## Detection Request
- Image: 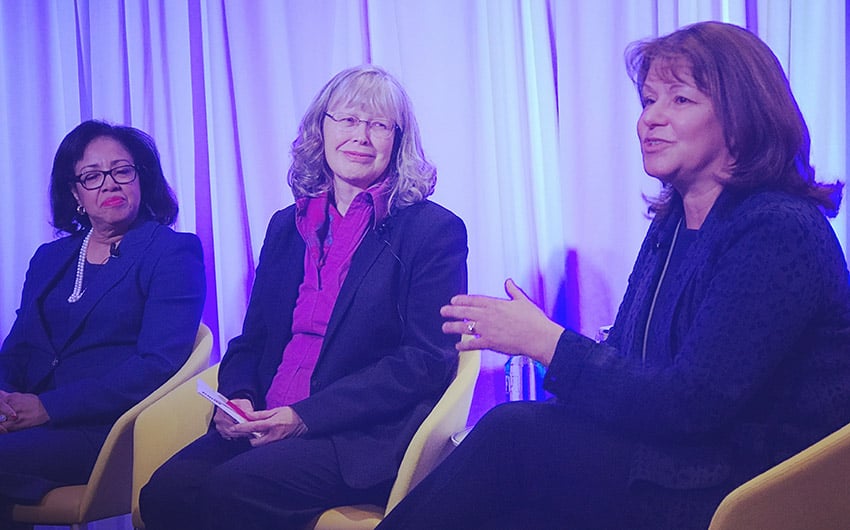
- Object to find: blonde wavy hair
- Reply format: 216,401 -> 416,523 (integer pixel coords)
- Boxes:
288,65 -> 437,213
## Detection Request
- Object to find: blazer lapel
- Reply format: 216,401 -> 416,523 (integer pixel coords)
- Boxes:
24,236 -> 81,354
322,227 -> 387,347
57,222 -> 158,351
666,190 -> 736,294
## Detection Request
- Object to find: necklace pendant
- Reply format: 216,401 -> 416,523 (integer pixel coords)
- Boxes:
67,290 -> 84,303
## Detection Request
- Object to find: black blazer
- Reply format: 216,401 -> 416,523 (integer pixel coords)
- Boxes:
547,190 -> 850,495
0,221 -> 206,427
218,200 -> 468,488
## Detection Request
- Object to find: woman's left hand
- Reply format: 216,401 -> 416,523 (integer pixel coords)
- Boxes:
231,406 -> 308,447
441,278 -> 565,365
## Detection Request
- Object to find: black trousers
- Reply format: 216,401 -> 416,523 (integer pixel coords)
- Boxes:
140,431 -> 392,530
0,423 -> 106,505
376,400 -> 729,530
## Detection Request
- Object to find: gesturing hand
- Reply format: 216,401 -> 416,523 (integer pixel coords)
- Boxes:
440,278 -> 564,365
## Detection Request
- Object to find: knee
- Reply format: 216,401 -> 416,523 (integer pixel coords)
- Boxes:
463,400 -> 563,453
139,461 -> 199,527
194,466 -> 262,527
475,400 -> 540,433
139,466 -> 174,515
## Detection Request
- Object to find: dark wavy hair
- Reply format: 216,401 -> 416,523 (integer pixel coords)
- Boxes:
288,65 -> 437,213
50,120 -> 179,234
626,21 -> 843,217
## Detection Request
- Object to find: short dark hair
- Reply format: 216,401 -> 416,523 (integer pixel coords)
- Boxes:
626,21 -> 843,216
50,120 -> 179,234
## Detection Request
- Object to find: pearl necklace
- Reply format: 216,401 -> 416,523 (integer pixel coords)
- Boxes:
67,230 -> 93,303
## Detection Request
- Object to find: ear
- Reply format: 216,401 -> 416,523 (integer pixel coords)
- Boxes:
70,185 -> 80,205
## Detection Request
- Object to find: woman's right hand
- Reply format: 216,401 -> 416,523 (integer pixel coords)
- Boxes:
440,279 -> 565,366
213,398 -> 255,440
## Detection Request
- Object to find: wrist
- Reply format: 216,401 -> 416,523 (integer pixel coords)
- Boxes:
532,322 -> 564,366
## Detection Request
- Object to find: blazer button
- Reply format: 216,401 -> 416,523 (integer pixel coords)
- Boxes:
310,380 -> 318,389
52,357 -> 59,367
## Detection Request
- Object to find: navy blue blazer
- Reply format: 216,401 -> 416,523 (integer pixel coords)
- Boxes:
546,189 -> 850,492
0,221 -> 206,427
218,200 -> 468,489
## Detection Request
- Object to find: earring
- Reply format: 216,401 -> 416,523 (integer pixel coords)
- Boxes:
76,204 -> 86,216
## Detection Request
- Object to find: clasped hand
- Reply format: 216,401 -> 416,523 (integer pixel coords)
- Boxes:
440,278 -> 565,365
0,390 -> 49,434
214,399 -> 307,447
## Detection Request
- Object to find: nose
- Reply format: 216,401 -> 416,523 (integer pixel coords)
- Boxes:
101,171 -> 122,190
350,121 -> 371,143
640,102 -> 667,129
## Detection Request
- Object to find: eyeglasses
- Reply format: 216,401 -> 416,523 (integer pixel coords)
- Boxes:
324,112 -> 397,139
74,165 -> 138,190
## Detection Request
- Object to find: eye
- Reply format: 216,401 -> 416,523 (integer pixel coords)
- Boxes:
339,115 -> 359,127
674,95 -> 693,104
81,172 -> 102,185
113,166 -> 134,177
371,120 -> 390,132
640,96 -> 656,108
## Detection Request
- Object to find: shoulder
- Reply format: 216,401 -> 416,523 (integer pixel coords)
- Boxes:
253,205 -> 303,263
29,232 -> 82,265
266,204 -> 298,234
390,200 -> 466,234
717,190 -> 833,239
709,190 -> 846,273
260,205 -> 299,248
145,222 -> 203,255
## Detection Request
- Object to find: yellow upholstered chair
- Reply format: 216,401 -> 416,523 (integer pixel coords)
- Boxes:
11,323 -> 213,530
130,346 -> 480,530
311,346 -> 481,530
131,363 -> 220,529
709,421 -> 850,530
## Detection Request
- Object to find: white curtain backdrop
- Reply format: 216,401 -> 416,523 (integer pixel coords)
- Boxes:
0,2 -> 846,526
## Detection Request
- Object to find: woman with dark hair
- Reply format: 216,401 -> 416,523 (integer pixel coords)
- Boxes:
140,65 -> 467,529
377,21 -> 850,530
0,120 -> 205,517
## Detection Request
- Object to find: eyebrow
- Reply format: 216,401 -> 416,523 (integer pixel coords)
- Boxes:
76,159 -> 133,171
642,80 -> 698,95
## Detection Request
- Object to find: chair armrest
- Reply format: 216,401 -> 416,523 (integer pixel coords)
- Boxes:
131,364 -> 220,529
709,421 -> 850,529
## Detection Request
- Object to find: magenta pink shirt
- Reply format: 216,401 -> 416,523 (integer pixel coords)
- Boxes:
265,182 -> 390,409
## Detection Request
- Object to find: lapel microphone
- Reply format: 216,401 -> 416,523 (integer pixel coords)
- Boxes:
110,242 -> 120,258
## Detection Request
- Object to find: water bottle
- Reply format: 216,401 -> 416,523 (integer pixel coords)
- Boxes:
504,355 -> 546,401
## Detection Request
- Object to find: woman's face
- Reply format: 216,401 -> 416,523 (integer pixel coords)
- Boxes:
322,101 -> 395,194
637,63 -> 733,192
71,136 -> 142,235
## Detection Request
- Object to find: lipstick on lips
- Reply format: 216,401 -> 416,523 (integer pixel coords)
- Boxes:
101,196 -> 125,207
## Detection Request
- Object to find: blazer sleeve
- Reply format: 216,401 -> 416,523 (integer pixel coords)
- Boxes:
291,208 -> 468,435
543,200 -> 849,441
39,231 -> 206,425
0,243 -> 54,391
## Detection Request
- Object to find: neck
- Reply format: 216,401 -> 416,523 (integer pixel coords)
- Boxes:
679,182 -> 724,229
332,180 -> 371,217
86,226 -> 127,264
89,229 -> 125,247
